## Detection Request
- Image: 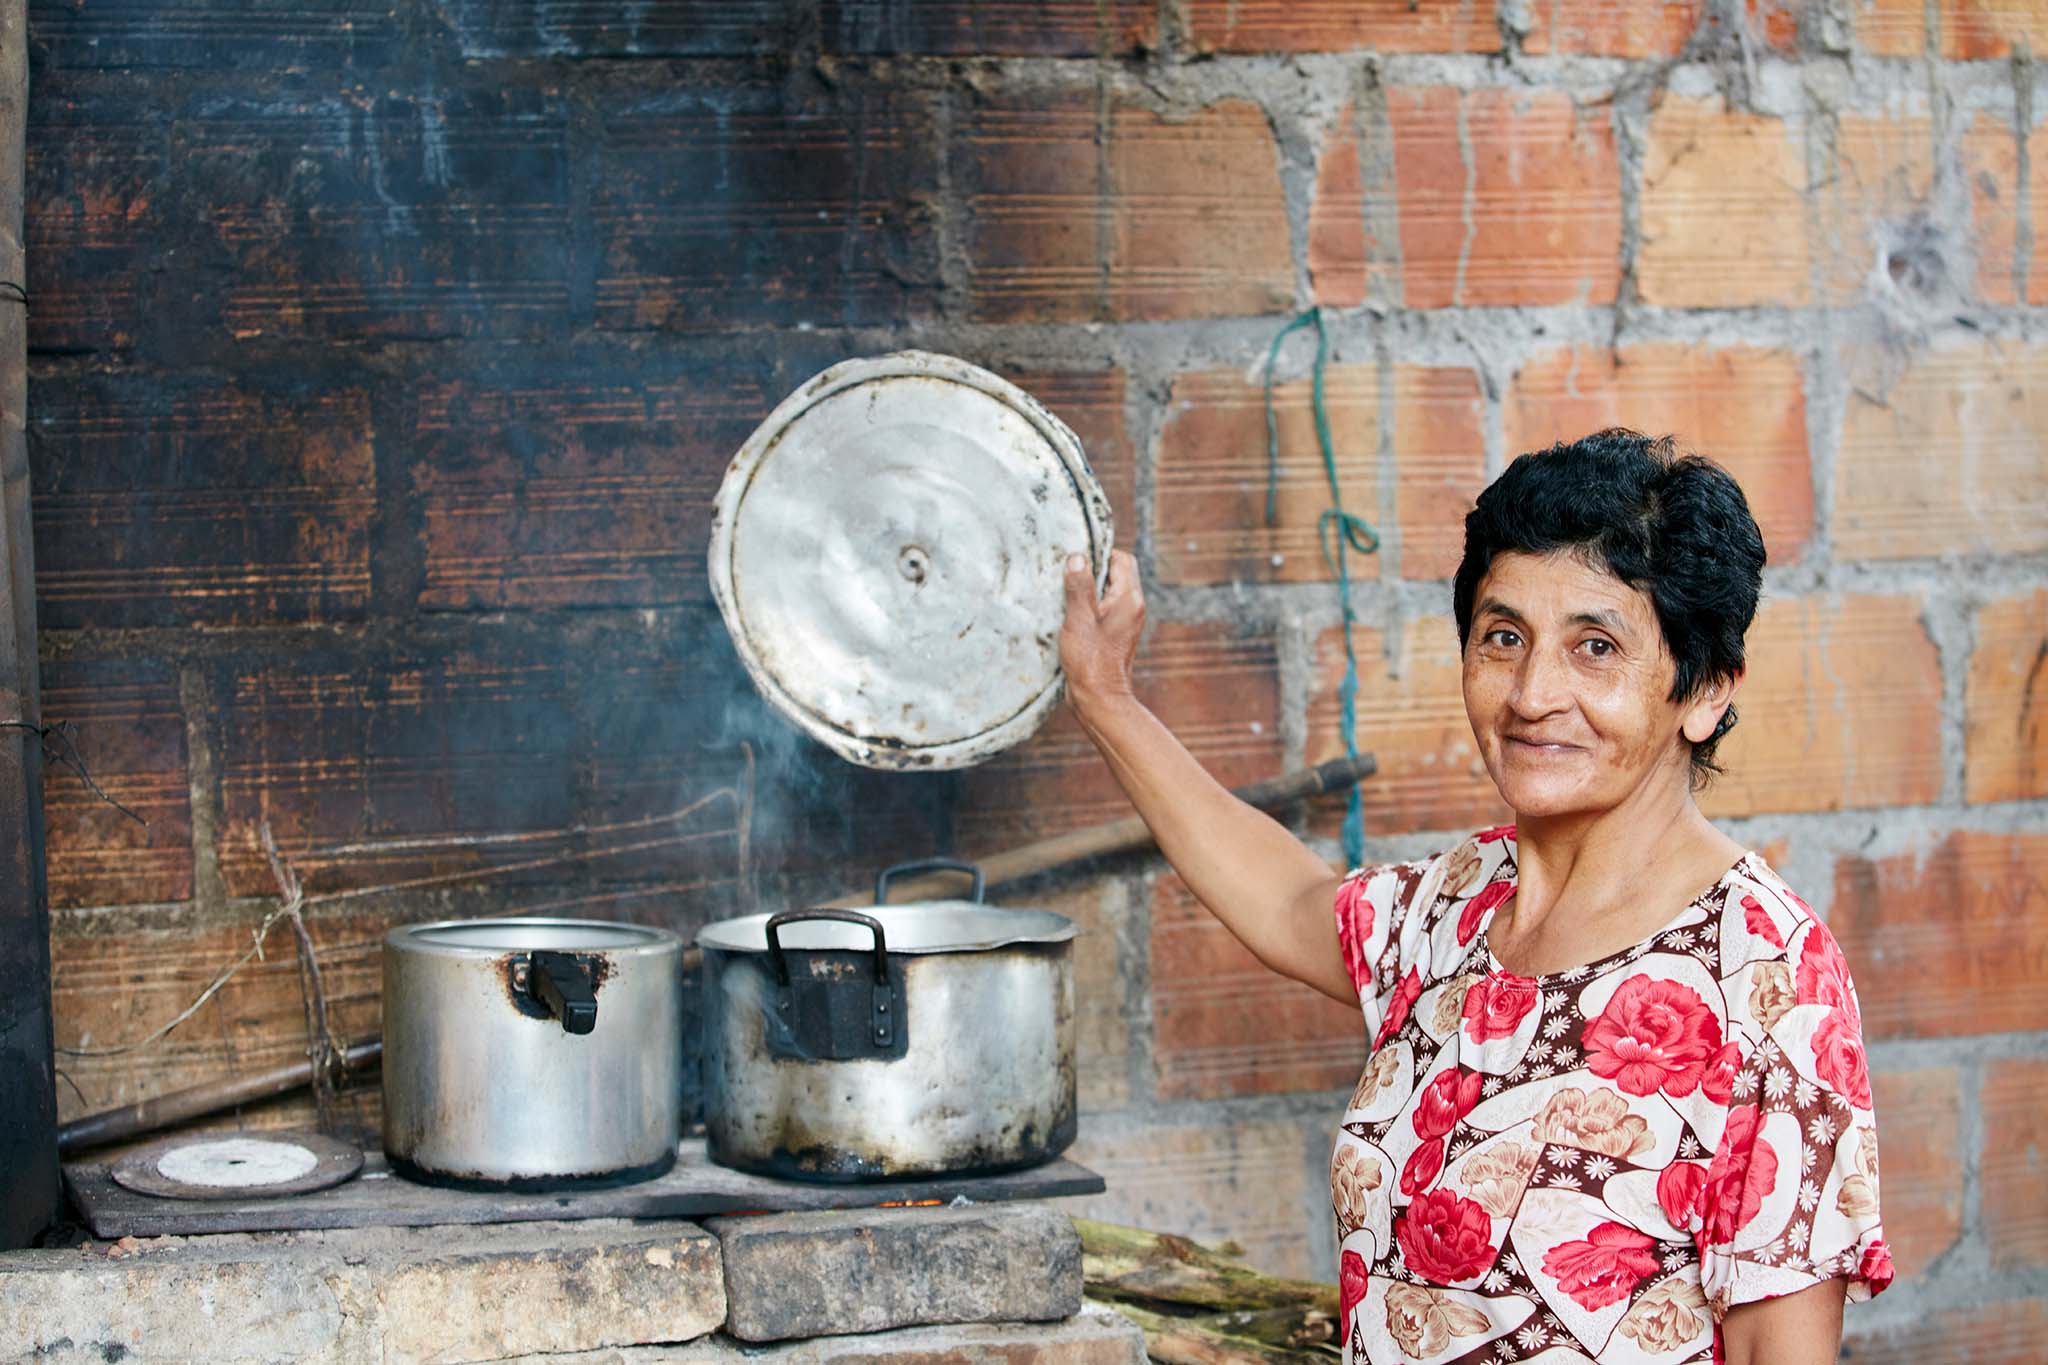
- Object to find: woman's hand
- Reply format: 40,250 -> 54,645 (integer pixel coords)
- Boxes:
1060,549 -> 1144,713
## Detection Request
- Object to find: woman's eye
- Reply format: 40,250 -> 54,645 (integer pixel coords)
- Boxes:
1484,628 -> 1520,648
1579,638 -> 1614,658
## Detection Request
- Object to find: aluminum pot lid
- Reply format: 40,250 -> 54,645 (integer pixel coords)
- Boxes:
697,903 -> 1077,955
386,917 -> 684,956
709,351 -> 1114,770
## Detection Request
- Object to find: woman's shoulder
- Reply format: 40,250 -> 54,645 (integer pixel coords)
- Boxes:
1716,851 -> 1845,973
1336,826 -> 1519,966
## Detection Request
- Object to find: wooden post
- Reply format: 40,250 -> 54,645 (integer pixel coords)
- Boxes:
0,0 -> 57,1251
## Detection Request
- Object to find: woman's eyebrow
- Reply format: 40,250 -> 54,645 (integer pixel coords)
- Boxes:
1567,608 -> 1631,633
1473,597 -> 1524,623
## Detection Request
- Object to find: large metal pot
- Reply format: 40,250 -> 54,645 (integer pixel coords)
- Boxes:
382,918 -> 683,1188
697,859 -> 1077,1182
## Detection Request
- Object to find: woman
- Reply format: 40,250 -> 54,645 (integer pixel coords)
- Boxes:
1058,430 -> 1891,1365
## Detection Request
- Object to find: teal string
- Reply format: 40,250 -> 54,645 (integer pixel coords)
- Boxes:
1262,307 -> 1378,870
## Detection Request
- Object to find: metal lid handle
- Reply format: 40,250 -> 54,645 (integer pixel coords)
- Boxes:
873,857 -> 986,905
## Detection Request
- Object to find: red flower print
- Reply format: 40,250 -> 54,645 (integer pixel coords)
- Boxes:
1339,1250 -> 1369,1337
1811,1008 -> 1873,1109
1395,1188 -> 1497,1283
1700,1041 -> 1743,1106
1401,1137 -> 1446,1196
1456,879 -> 1515,945
1741,894 -> 1784,948
1413,1066 -> 1484,1140
1336,876 -> 1375,991
1476,824 -> 1516,844
1656,1160 -> 1707,1230
1461,971 -> 1540,1043
1582,975 -> 1724,1098
1702,1105 -> 1779,1246
1540,1221 -> 1661,1312
1795,924 -> 1859,1023
1374,967 -> 1423,1050
1858,1239 -> 1895,1291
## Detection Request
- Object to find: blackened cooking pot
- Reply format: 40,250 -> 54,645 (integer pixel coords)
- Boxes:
696,859 -> 1077,1182
382,918 -> 683,1188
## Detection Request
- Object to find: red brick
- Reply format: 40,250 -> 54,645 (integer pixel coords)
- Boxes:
1182,0 -> 1499,54
963,98 -> 1293,323
38,661 -> 193,911
414,373 -> 768,611
200,90 -> 576,343
1308,616 -> 1512,838
592,89 -> 938,332
23,80 -> 160,352
1639,96 -> 1810,307
1745,0 -> 1802,50
49,904 -> 391,1124
1822,113 -> 1935,304
1106,102 -> 1295,321
1154,363 -> 1484,586
1829,832 -> 2048,1040
1835,341 -> 2048,559
213,656 -> 575,898
1151,873 -> 1367,1101
1965,114 -> 2022,304
1012,368 -> 1138,538
1867,1068 -> 1963,1279
1939,0 -> 2048,57
1703,594 -> 1943,819
959,95 -> 1100,323
1059,1116 -> 1322,1277
1522,0 -> 1702,56
1843,1301 -> 2048,1365
956,621 -> 1285,852
1389,87 -> 1622,309
1966,590 -> 2048,804
1037,883 -> 1131,1109
821,0 -> 1158,54
1307,106 -> 1388,309
1504,343 -> 1814,563
29,380 -> 373,629
1982,1057 -> 2048,1269
1853,0 -> 1927,54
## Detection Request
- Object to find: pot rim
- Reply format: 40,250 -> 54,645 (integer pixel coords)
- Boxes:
696,902 -> 1076,955
386,917 -> 685,957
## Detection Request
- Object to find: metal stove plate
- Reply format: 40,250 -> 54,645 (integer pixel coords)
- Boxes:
110,1130 -> 364,1201
710,352 -> 1113,770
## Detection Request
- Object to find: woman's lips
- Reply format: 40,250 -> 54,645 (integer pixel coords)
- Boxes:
1504,736 -> 1583,753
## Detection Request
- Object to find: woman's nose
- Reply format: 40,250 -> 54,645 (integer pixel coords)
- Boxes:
1508,647 -> 1571,718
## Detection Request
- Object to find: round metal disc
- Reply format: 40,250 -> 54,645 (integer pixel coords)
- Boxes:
110,1131 -> 364,1201
709,351 -> 1113,770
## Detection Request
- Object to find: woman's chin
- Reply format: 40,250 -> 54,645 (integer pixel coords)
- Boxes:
1493,776 -> 1605,822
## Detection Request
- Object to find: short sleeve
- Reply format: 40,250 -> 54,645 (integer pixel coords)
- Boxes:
1696,917 -> 1893,1316
1334,858 -> 1431,1043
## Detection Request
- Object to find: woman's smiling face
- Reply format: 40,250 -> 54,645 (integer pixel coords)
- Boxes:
1461,550 -> 1723,819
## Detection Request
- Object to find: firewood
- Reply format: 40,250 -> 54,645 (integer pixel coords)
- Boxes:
1075,1218 -> 1340,1315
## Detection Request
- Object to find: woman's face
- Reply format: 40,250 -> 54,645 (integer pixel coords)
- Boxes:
1461,550 -> 1721,820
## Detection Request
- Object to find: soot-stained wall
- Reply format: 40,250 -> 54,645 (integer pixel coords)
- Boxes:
23,5 -> 2048,1351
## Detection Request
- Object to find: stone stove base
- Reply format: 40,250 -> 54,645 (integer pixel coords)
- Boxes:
0,1203 -> 1142,1365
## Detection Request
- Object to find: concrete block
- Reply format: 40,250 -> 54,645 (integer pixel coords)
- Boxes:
512,1302 -> 1149,1364
707,1203 -> 1082,1343
0,1219 -> 724,1365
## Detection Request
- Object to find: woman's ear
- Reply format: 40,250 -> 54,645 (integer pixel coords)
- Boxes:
1681,669 -> 1744,745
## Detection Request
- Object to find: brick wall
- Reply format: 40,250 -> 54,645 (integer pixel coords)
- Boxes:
22,2 -> 2045,1353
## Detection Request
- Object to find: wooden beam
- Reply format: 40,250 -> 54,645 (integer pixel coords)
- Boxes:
0,0 -> 55,1251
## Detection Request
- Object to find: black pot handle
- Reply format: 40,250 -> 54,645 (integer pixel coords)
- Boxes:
528,951 -> 598,1035
764,909 -> 891,988
873,857 -> 986,906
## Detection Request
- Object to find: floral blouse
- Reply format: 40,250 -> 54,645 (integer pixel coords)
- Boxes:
1330,826 -> 1892,1364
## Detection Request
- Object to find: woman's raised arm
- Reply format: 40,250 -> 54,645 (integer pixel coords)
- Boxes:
1060,551 -> 1356,1004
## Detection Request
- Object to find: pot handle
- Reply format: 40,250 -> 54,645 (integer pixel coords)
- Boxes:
764,909 -> 891,988
873,857 -> 986,905
528,951 -> 599,1035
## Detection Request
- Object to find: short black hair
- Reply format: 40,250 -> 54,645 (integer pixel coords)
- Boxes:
1452,428 -> 1766,783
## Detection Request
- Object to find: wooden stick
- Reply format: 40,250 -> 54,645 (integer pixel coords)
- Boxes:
57,1041 -> 382,1156
826,753 -> 1376,908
